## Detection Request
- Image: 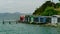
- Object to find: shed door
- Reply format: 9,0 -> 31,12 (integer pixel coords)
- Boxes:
40,18 -> 44,23
30,17 -> 34,22
46,18 -> 51,23
51,17 -> 57,24
58,18 -> 60,23
34,17 -> 39,22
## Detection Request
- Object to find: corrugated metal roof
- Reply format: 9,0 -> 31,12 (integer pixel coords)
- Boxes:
52,15 -> 60,17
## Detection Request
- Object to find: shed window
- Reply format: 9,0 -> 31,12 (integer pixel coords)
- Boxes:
46,18 -> 51,23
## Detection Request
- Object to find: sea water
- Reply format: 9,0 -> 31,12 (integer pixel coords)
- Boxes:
0,22 -> 60,34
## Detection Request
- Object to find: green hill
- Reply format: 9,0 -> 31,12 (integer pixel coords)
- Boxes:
33,1 -> 60,16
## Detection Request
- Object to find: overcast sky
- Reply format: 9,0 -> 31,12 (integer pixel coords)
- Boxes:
0,0 -> 59,13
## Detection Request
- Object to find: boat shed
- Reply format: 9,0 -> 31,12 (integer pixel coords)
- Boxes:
39,16 -> 47,23
33,16 -> 47,24
25,15 -> 34,23
22,15 -> 60,24
33,16 -> 39,23
25,15 -> 30,22
51,15 -> 60,24
29,15 -> 34,23
20,15 -> 25,22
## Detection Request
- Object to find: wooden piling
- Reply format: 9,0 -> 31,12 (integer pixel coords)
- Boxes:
3,21 -> 4,24
16,21 -> 17,24
9,21 -> 11,24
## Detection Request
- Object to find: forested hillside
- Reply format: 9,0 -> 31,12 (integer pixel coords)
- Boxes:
33,1 -> 60,16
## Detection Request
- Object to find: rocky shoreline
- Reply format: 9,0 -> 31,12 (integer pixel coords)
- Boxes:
18,21 -> 60,27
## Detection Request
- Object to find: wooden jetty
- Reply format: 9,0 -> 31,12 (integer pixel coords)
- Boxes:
2,20 -> 18,24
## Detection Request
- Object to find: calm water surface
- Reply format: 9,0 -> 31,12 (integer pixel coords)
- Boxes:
0,22 -> 60,34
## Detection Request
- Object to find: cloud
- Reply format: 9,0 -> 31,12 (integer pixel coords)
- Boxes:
0,0 -> 58,13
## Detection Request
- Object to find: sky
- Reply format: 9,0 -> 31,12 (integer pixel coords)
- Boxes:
0,0 -> 59,13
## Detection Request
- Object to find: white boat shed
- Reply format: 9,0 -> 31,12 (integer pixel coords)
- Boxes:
51,15 -> 60,24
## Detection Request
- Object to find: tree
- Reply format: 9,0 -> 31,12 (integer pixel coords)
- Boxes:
33,1 -> 55,15
41,7 -> 58,16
